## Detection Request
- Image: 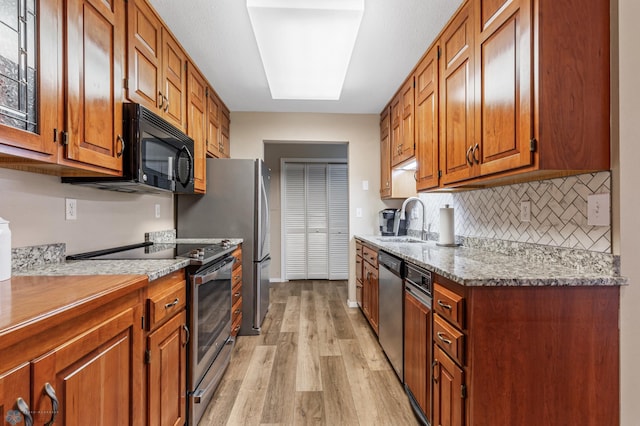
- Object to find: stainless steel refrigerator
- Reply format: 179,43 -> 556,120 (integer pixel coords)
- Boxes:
176,158 -> 270,335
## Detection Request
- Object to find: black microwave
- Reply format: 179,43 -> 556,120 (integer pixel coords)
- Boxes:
62,103 -> 195,194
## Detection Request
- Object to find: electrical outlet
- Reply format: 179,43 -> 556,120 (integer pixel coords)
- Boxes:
520,200 -> 531,222
588,193 -> 610,226
65,198 -> 77,220
155,204 -> 161,219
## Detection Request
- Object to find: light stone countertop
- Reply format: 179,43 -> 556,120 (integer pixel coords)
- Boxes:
13,238 -> 243,281
356,235 -> 627,286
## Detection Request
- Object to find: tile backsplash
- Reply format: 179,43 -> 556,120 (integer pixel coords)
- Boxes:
411,171 -> 612,253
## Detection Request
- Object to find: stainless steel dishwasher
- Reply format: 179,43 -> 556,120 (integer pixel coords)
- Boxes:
378,250 -> 404,381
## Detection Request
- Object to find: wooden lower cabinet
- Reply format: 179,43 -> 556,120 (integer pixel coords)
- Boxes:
31,306 -> 140,425
433,345 -> 464,426
0,363 -> 31,426
231,245 -> 243,337
362,259 -> 379,334
404,289 -> 432,420
147,310 -> 187,426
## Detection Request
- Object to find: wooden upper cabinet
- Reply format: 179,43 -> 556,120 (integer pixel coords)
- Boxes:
439,2 -> 475,185
0,0 -> 58,160
187,63 -> 207,193
390,93 -> 402,166
126,0 -> 187,132
415,44 -> 440,191
219,104 -> 231,158
391,79 -> 415,167
380,106 -> 392,198
475,0 -> 533,178
206,90 -> 221,157
63,0 -> 126,173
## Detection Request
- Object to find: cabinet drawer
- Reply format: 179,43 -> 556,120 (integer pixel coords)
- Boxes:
231,313 -> 242,337
232,266 -> 242,288
231,246 -> 242,269
232,295 -> 242,320
434,314 -> 464,366
148,280 -> 186,330
362,246 -> 378,267
232,284 -> 242,307
356,241 -> 363,257
434,283 -> 464,329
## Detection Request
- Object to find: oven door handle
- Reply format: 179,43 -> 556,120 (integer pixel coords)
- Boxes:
193,257 -> 235,285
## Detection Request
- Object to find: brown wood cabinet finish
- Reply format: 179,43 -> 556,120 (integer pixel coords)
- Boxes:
219,104 -> 231,158
415,44 -> 440,191
439,2 -> 476,185
0,363 -> 31,426
433,345 -> 465,426
391,79 -> 415,167
361,246 -> 379,335
126,0 -> 187,132
379,107 -> 392,198
206,90 -> 221,157
404,289 -> 432,420
231,246 -> 243,337
147,310 -> 187,426
187,63 -> 208,193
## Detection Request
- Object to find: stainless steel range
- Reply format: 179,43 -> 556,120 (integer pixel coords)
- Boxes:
67,241 -> 238,425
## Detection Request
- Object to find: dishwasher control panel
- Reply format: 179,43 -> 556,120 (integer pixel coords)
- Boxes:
405,263 -> 432,296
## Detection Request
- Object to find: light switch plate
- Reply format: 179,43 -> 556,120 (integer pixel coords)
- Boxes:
587,193 -> 610,226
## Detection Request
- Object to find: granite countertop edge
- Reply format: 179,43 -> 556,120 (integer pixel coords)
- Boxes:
356,235 -> 627,287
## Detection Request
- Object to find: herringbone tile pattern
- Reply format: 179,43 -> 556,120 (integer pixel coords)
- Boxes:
412,171 -> 611,252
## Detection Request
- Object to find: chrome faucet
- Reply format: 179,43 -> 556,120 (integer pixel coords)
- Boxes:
399,197 -> 427,240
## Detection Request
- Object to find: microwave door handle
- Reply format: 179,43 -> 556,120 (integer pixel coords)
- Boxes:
178,145 -> 194,185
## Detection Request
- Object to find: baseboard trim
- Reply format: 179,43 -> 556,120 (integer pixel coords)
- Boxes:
347,300 -> 359,308
269,278 -> 287,283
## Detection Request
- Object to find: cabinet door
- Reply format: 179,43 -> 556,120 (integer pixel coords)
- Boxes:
362,262 -> 372,320
415,45 -> 440,191
206,90 -> 221,157
187,64 -> 207,193
219,104 -> 230,158
439,2 -> 475,185
147,310 -> 187,426
399,77 -> 415,163
126,0 -> 162,111
31,306 -> 142,425
475,0 -> 533,177
64,0 -> 125,172
0,364 -> 31,426
162,30 -> 187,132
404,291 -> 432,420
370,266 -> 379,334
380,107 -> 392,198
433,346 -> 464,426
390,93 -> 402,166
0,0 -> 58,158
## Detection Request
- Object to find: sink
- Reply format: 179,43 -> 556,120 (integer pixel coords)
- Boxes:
376,237 -> 426,243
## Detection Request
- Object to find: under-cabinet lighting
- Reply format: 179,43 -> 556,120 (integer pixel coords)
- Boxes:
246,0 -> 364,100
396,159 -> 417,171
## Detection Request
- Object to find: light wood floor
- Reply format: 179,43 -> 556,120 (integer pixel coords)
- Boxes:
199,280 -> 419,426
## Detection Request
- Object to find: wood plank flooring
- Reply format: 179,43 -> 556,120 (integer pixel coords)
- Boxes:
199,280 -> 419,426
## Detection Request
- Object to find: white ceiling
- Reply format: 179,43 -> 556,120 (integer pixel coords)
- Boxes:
147,0 -> 463,114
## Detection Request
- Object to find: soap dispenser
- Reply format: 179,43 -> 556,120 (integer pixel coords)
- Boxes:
0,217 -> 11,281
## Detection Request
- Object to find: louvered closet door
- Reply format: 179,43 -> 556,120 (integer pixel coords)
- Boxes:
328,164 -> 349,279
284,163 -> 307,280
306,164 -> 328,279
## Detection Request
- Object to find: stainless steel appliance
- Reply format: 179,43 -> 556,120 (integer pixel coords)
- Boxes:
176,158 -> 271,335
379,209 -> 408,236
378,250 -> 404,380
404,262 -> 433,426
62,103 -> 195,193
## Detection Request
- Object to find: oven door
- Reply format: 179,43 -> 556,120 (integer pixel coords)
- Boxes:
189,256 -> 234,387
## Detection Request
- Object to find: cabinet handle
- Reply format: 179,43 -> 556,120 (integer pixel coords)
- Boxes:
473,143 -> 480,164
164,96 -> 170,112
116,134 -> 125,158
43,382 -> 59,426
234,292 -> 241,297
437,300 -> 452,310
235,309 -> 241,315
433,360 -> 440,384
466,145 -> 474,166
437,332 -> 453,345
182,324 -> 190,346
16,397 -> 34,426
158,91 -> 164,109
233,324 -> 241,332
164,298 -> 179,309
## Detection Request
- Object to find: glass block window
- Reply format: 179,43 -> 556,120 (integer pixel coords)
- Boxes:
0,0 -> 37,133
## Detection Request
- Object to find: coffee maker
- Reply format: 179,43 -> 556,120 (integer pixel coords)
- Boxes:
379,209 -> 408,236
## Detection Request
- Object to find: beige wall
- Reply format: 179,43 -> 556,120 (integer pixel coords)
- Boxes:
0,167 -> 174,254
618,0 -> 639,423
230,112 -> 396,302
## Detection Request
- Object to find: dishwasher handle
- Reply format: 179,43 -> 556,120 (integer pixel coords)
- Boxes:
405,281 -> 432,308
378,251 -> 404,277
